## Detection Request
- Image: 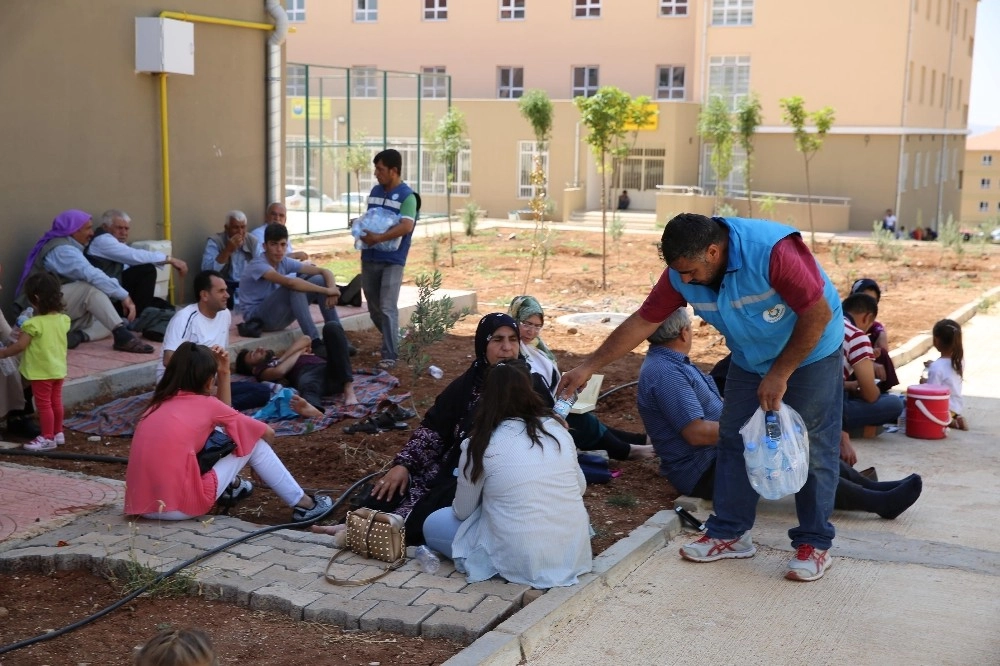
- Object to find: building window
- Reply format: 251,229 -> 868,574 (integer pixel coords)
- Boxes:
421,66 -> 448,99
913,153 -> 921,190
711,0 -> 753,26
421,142 -> 472,196
659,0 -> 688,16
500,0 -> 525,20
572,66 -> 599,98
617,147 -> 666,191
286,0 -> 306,22
286,64 -> 307,96
655,65 -> 685,100
983,155 -> 993,167
424,0 -> 447,20
708,55 -> 750,110
518,141 -> 550,199
574,0 -> 601,18
355,0 -> 377,22
981,178 -> 991,189
701,144 -> 745,194
898,153 -> 908,193
351,66 -> 379,98
980,201 -> 990,212
498,67 -> 524,99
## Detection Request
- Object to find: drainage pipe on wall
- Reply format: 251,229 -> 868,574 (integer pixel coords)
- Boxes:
264,0 -> 289,204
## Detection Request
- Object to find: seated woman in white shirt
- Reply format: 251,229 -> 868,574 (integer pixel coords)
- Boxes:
422,360 -> 592,589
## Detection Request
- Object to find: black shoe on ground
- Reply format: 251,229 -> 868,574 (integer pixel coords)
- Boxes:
5,415 -> 41,440
237,319 -> 263,338
67,330 -> 86,350
311,338 -> 328,358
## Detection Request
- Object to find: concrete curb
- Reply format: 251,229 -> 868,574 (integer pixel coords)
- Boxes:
442,510 -> 681,666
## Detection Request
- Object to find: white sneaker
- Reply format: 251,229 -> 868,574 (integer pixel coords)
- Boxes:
785,545 -> 833,581
53,432 -> 65,446
24,436 -> 57,452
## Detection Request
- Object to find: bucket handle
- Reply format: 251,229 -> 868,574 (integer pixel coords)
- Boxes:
915,399 -> 951,427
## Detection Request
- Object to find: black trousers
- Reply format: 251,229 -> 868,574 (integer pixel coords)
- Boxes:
293,322 -> 354,410
118,263 -> 158,315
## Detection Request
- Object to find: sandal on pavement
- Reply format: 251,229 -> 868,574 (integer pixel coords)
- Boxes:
114,335 -> 154,354
343,416 -> 382,435
376,399 -> 417,422
372,410 -> 409,431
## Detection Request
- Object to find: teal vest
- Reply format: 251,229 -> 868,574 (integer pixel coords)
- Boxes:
668,217 -> 843,375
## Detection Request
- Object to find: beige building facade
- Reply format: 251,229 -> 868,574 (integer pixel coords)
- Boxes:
960,128 -> 1000,225
0,0 -> 279,311
286,0 -> 977,232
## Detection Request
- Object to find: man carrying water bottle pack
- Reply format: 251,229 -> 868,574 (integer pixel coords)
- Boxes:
559,213 -> 843,582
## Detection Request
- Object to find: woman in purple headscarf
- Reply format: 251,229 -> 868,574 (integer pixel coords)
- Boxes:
364,313 -> 554,545
16,210 -> 92,297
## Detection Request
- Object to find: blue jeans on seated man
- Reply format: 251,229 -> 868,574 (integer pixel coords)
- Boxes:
842,392 -> 904,432
249,274 -> 340,341
708,351 -> 842,551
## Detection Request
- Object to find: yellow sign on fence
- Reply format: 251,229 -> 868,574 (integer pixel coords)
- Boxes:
289,97 -> 332,120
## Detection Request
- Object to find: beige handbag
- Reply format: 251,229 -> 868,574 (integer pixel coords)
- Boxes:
324,508 -> 407,586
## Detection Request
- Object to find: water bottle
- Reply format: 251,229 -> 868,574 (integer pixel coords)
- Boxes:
414,545 -> 441,574
764,410 -> 782,442
763,410 -> 783,485
743,439 -> 766,491
553,392 -> 577,419
15,307 -> 33,328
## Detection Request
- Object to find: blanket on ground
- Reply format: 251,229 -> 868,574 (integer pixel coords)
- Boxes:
64,370 -> 406,438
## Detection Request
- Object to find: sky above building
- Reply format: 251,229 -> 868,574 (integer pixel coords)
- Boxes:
969,0 -> 999,134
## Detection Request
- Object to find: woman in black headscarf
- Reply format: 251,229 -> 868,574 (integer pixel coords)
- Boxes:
369,313 -> 553,544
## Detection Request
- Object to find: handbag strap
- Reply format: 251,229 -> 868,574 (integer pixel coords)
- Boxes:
324,546 -> 407,587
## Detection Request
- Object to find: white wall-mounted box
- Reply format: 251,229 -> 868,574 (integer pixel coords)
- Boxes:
135,17 -> 194,75
131,240 -> 173,299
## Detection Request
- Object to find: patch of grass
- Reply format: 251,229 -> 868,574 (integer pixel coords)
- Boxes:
105,554 -> 195,599
978,295 -> 998,312
846,244 -> 865,263
606,493 -> 639,509
318,258 -> 362,281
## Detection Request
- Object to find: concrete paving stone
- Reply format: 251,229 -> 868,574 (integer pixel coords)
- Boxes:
303,595 -> 380,629
225,542 -> 273,559
286,543 -> 336,560
590,524 -> 665,589
154,531 -> 233,551
413,588 -> 486,612
441,630 -> 523,666
120,534 -> 188,556
52,551 -> 95,572
420,595 -> 517,644
249,583 -> 323,619
102,550 -> 180,574
275,529 -> 330,545
248,533 -> 304,552
21,525 -> 133,548
354,582 -> 426,605
460,579 -> 532,602
236,549 -> 320,573
642,509 -> 681,534
196,570 -> 279,605
403,571 -> 469,592
0,548 -> 54,573
252,566 -> 321,590
301,574 -> 367,597
319,560 -> 366,582
358,600 -> 437,636
186,551 -> 276,577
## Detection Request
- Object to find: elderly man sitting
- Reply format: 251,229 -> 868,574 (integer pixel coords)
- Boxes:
251,203 -> 308,261
201,210 -> 262,309
85,209 -> 187,315
16,210 -> 153,353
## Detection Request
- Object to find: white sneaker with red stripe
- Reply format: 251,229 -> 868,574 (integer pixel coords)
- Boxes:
679,533 -> 756,562
785,544 -> 833,581
24,436 -> 56,452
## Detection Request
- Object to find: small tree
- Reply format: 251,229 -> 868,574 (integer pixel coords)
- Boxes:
735,93 -> 763,217
433,108 -> 468,266
575,87 -> 656,289
780,96 -> 835,250
397,270 -> 470,382
340,135 -> 371,220
697,96 -> 735,213
518,90 -> 554,289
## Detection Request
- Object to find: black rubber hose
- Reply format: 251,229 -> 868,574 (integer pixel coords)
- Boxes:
0,449 -> 128,464
0,471 -> 380,656
598,380 -> 638,402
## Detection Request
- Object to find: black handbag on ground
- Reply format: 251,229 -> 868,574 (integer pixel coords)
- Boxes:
197,429 -> 237,474
337,274 -> 363,307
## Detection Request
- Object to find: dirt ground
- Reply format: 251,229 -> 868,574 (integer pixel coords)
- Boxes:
2,227 -> 998,664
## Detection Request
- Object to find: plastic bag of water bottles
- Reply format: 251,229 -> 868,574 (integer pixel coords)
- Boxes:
739,404 -> 809,500
351,207 -> 403,252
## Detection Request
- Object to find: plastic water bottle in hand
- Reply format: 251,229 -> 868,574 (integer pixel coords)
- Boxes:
553,392 -> 577,419
414,545 -> 441,574
743,438 -> 766,492
763,410 -> 783,483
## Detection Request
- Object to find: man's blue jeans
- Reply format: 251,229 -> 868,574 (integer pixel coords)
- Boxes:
843,393 -> 904,431
361,261 -> 404,361
707,351 -> 842,550
250,274 -> 340,341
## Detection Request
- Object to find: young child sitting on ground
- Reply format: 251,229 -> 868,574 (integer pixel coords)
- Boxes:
850,278 -> 898,392
923,318 -> 967,430
0,272 -> 70,451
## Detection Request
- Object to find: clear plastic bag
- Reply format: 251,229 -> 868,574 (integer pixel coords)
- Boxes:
739,403 -> 809,500
351,207 -> 402,252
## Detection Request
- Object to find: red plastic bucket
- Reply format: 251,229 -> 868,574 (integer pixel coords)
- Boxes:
906,384 -> 951,439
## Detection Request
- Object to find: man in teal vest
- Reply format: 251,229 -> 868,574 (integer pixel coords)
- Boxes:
560,213 -> 843,582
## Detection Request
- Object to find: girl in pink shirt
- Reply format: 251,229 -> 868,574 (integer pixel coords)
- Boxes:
124,342 -> 332,522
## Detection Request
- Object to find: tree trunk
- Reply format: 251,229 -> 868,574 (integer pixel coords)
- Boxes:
446,166 -> 455,266
804,158 -> 816,252
600,150 -> 608,290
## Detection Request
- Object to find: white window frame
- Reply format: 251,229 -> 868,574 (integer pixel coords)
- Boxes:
659,0 -> 688,16
981,177 -> 991,189
656,65 -> 686,100
616,147 -> 667,191
574,0 -> 601,19
711,0 -> 753,26
421,142 -> 472,196
351,66 -> 379,98
708,55 -> 750,110
701,143 -> 747,194
355,0 -> 377,22
424,0 -> 448,21
983,154 -> 993,167
979,201 -> 990,212
518,141 -> 550,199
287,0 -> 306,22
421,66 -> 448,99
572,66 -> 599,98
498,66 -> 524,99
499,0 -> 525,20
286,64 -> 307,96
